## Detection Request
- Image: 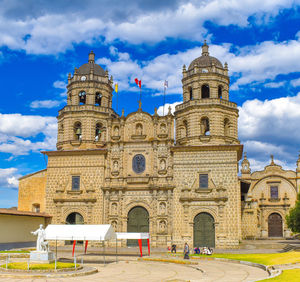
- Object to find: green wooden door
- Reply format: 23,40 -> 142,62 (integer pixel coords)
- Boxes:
193,212 -> 215,248
127,206 -> 149,246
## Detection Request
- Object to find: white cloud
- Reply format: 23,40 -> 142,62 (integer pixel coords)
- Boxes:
264,81 -> 285,88
30,99 -> 63,109
0,168 -> 20,188
0,113 -> 57,155
157,102 -> 182,116
291,77 -> 300,87
0,1 -> 298,54
53,80 -> 67,89
239,93 -> 300,170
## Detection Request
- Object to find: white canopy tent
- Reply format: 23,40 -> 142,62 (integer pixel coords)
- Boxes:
45,224 -> 117,260
116,232 -> 150,256
44,225 -> 150,259
45,224 -> 116,241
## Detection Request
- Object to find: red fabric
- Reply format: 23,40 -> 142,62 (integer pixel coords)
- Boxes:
138,80 -> 141,88
147,238 -> 150,256
72,240 -> 76,257
84,240 -> 88,254
138,239 -> 143,257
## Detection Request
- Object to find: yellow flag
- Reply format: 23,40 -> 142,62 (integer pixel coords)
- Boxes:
115,83 -> 118,93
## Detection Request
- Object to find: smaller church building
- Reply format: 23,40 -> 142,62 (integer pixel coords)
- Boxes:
17,43 -> 300,248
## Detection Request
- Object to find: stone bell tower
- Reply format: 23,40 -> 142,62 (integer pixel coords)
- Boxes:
174,41 -> 239,146
56,51 -> 117,150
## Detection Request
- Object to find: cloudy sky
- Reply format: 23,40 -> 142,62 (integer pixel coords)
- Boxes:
0,0 -> 300,207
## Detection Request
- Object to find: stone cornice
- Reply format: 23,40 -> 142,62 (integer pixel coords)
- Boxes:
171,144 -> 243,160
41,149 -> 107,156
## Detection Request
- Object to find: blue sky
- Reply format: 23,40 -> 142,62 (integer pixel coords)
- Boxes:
1,0 -> 300,208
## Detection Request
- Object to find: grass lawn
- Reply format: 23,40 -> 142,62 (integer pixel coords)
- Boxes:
0,262 -> 76,270
259,269 -> 300,281
190,252 -> 300,266
0,250 -> 30,253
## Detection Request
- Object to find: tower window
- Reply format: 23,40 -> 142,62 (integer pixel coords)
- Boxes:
79,91 -> 86,105
189,87 -> 193,100
183,120 -> 188,137
72,176 -> 80,191
95,123 -> 102,141
218,85 -> 222,99
95,92 -> 102,106
201,84 -> 210,99
74,122 -> 82,140
200,117 -> 210,135
224,118 -> 230,136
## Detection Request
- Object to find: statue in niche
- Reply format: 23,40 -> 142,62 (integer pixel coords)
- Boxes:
159,202 -> 166,214
159,220 -> 166,233
160,159 -> 166,171
111,203 -> 117,215
160,123 -> 166,133
111,220 -> 117,230
114,126 -> 119,136
136,123 -> 143,135
113,161 -> 119,171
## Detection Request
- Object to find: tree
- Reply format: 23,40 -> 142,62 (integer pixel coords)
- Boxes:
286,193 -> 300,233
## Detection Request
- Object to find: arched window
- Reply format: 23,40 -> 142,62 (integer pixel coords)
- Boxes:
95,92 -> 102,106
79,91 -> 86,105
201,84 -> 210,99
218,85 -> 222,99
66,212 -> 84,225
74,122 -> 82,140
95,123 -> 102,141
189,87 -> 193,100
32,203 -> 40,213
200,117 -> 210,135
224,118 -> 230,136
136,123 -> 143,135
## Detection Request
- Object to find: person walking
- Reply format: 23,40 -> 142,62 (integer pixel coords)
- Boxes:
183,242 -> 190,259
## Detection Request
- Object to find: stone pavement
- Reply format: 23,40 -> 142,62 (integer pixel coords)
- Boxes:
0,259 -> 269,282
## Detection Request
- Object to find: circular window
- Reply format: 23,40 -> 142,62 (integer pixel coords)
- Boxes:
132,154 -> 146,174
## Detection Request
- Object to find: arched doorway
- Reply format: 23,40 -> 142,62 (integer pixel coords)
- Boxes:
127,206 -> 149,246
268,213 -> 283,237
66,212 -> 84,225
193,212 -> 215,247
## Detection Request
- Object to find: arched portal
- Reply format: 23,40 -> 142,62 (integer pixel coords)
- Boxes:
66,212 -> 84,225
65,212 -> 84,244
193,212 -> 215,247
268,213 -> 283,237
127,206 -> 149,246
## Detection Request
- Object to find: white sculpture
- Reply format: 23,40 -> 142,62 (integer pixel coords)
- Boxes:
31,224 -> 49,252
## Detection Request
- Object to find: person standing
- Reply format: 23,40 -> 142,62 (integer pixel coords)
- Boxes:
183,242 -> 189,259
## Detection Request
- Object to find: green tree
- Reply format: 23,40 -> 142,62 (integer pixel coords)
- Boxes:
286,193 -> 300,233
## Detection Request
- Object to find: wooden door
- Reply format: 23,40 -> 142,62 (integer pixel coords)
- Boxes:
268,213 -> 283,237
194,212 -> 215,247
127,206 -> 149,246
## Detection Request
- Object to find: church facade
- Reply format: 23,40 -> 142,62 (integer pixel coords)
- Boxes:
18,43 -> 300,248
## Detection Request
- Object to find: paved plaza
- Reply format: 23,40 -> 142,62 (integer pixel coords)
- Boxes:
0,258 -> 270,282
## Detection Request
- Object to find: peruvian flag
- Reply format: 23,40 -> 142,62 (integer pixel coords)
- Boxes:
135,78 -> 141,88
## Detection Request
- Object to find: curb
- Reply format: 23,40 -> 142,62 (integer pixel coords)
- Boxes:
190,257 -> 282,280
139,258 -> 198,265
0,266 -> 98,278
